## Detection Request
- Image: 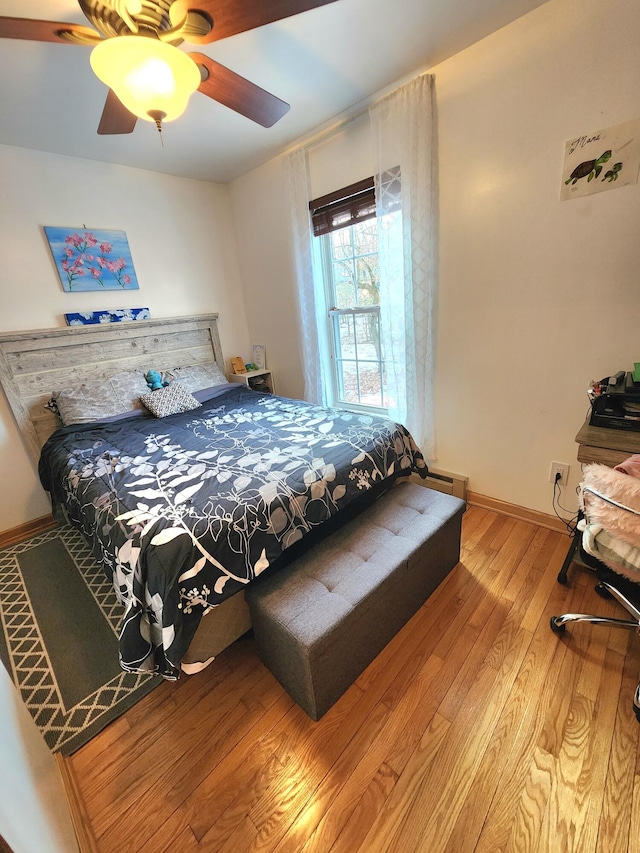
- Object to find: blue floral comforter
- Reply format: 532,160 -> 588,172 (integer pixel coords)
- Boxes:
39,386 -> 427,677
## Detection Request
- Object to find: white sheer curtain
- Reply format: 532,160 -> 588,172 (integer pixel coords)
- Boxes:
370,74 -> 436,460
284,148 -> 330,405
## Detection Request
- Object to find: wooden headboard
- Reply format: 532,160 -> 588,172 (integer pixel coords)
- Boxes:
0,314 -> 224,466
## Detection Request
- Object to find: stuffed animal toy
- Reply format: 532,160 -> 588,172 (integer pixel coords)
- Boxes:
145,370 -> 169,391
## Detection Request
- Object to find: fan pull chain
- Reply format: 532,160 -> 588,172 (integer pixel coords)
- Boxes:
148,110 -> 166,147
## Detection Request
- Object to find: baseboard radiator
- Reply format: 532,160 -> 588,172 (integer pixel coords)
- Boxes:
411,468 -> 468,501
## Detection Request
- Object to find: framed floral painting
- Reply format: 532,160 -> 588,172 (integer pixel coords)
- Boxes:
44,226 -> 140,291
64,308 -> 150,325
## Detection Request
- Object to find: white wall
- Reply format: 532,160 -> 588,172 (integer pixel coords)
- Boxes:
0,666 -> 78,853
230,0 -> 640,515
225,155 -> 305,400
433,0 -> 640,513
0,144 -> 250,533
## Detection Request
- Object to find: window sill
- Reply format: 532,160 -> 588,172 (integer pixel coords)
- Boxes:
329,400 -> 389,417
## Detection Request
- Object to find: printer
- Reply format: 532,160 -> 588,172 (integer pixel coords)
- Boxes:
589,370 -> 640,431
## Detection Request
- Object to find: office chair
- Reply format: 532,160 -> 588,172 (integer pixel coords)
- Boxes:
549,464 -> 640,722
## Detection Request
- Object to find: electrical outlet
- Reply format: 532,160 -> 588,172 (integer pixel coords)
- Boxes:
549,462 -> 569,485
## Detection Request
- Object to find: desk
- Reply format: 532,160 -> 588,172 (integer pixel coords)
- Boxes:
558,420 -> 640,583
575,420 -> 640,468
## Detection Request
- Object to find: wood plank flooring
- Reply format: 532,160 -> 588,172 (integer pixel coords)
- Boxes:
65,507 -> 640,852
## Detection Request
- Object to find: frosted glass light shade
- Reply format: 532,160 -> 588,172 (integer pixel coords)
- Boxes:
90,36 -> 201,122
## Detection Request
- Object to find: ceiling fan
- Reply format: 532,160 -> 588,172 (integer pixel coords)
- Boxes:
0,0 -> 340,135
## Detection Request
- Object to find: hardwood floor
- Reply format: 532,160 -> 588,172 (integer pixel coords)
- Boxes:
65,507 -> 640,852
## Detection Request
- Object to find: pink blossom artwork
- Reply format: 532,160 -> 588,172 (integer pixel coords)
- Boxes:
44,227 -> 140,292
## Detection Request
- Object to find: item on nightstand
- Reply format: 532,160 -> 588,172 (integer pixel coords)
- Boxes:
230,356 -> 246,374
249,376 -> 270,392
144,370 -> 169,391
589,371 -> 640,432
252,344 -> 266,370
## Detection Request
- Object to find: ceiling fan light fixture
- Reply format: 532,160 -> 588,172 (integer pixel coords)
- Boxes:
90,36 -> 200,123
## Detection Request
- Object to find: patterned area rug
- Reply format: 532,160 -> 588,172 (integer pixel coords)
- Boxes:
0,525 -> 160,756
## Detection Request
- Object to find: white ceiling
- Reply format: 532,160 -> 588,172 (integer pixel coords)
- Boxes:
0,0 -> 550,183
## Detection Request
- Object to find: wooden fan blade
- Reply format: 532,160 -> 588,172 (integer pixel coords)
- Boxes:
97,90 -> 137,135
174,0 -> 339,43
190,53 -> 290,127
0,16 -> 100,45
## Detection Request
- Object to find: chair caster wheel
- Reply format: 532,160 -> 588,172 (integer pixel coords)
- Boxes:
557,572 -> 568,585
550,617 -> 566,635
595,583 -> 612,599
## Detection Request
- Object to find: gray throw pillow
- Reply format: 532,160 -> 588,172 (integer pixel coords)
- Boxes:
140,381 -> 201,418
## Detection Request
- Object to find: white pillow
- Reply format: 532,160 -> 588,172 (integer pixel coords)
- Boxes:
170,362 -> 227,393
53,370 -> 149,425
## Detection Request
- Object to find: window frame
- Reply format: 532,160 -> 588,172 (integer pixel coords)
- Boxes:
318,229 -> 388,416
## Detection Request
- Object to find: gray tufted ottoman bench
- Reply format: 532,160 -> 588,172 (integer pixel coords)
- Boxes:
245,481 -> 465,720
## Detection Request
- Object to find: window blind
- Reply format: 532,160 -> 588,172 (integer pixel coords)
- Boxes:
309,177 -> 376,237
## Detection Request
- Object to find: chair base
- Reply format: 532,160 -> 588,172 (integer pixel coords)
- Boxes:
550,613 -> 638,633
550,578 -> 640,723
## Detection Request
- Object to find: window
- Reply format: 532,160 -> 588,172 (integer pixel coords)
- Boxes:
310,179 -> 388,412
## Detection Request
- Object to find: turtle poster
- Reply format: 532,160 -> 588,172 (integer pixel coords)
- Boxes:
560,118 -> 640,200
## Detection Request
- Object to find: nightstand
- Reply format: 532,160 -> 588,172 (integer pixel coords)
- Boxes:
575,419 -> 640,467
229,369 -> 275,394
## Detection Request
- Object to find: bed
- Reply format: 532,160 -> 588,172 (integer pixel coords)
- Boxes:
0,314 -> 427,678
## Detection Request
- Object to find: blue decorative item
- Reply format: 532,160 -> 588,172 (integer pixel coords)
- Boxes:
144,370 -> 170,391
44,226 -> 140,292
64,308 -> 150,326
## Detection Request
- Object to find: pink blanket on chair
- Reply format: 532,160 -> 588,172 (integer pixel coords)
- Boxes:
581,463 -> 640,551
615,453 -> 640,479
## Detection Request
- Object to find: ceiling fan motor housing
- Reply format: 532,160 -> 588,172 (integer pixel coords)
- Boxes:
78,0 -> 181,41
